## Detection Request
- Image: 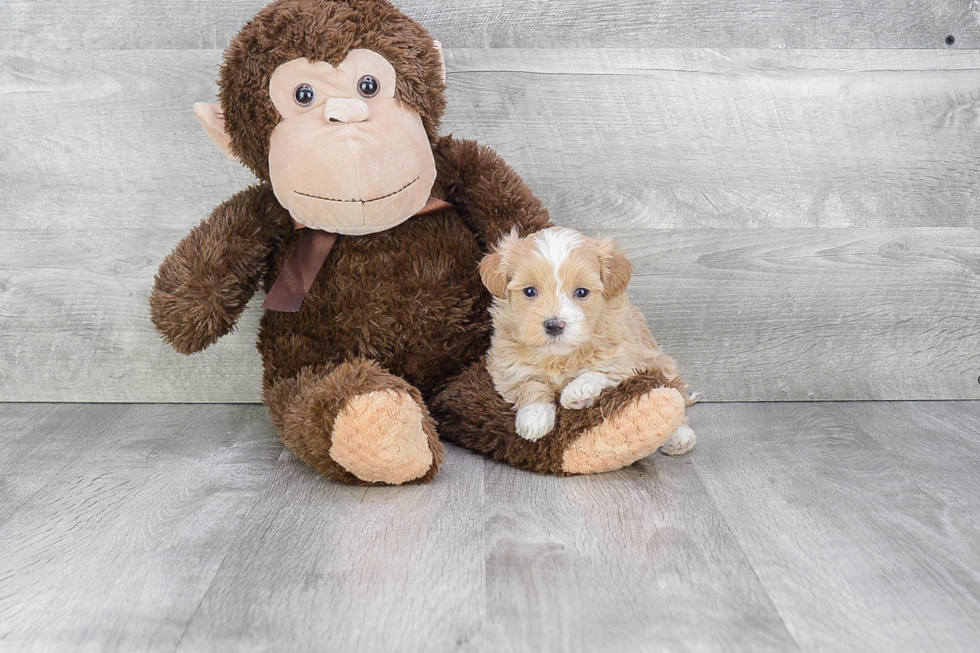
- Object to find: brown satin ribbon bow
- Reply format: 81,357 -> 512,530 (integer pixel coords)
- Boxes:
262,196 -> 458,312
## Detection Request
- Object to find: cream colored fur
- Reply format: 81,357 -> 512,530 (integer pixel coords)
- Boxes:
482,227 -> 695,450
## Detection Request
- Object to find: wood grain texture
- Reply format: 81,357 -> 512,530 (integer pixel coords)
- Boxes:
445,49 -> 980,231
176,443 -> 487,652
482,457 -> 800,652
2,226 -> 977,402
1,47 -> 979,402
626,227 -> 980,402
689,401 -> 980,652
4,49 -> 980,232
837,401 -> 980,597
0,403 -> 128,525
2,402 -> 979,651
1,0 -> 977,50
0,403 -> 282,652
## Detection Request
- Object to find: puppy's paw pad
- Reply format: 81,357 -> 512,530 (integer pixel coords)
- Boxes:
560,375 -> 607,410
562,395 -> 596,410
660,425 -> 696,456
516,403 -> 556,441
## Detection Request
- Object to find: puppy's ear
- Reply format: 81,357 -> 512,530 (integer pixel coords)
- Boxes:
479,252 -> 508,298
599,238 -> 633,298
480,230 -> 522,298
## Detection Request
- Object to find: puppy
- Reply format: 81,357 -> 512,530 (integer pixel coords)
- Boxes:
479,227 -> 696,454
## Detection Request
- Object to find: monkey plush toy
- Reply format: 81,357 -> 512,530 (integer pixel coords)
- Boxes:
151,0 -> 689,485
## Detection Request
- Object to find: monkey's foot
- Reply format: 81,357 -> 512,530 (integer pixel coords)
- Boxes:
330,389 -> 436,485
268,361 -> 442,486
561,387 -> 685,474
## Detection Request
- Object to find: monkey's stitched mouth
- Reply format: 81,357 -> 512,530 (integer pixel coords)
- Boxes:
294,177 -> 419,204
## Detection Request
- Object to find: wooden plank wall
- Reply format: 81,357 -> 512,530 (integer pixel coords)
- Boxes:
0,1 -> 978,402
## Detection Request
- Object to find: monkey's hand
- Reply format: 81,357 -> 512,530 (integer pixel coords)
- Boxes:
150,184 -> 284,355
435,136 -> 552,250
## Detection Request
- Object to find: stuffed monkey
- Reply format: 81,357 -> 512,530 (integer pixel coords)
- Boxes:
150,0 -> 688,485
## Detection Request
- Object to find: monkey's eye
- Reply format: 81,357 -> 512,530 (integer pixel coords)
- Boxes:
357,75 -> 380,98
523,287 -> 538,298
574,288 -> 590,299
293,84 -> 316,107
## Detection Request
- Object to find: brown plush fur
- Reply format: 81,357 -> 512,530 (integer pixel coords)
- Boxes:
220,0 -> 446,179
267,359 -> 442,485
150,185 -> 285,354
254,136 -> 552,400
430,359 -> 687,476
151,0 -> 686,484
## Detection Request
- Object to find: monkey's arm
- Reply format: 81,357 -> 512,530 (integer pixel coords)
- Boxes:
434,136 -> 552,250
150,184 -> 286,355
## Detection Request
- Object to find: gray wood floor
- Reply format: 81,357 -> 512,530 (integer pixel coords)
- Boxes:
0,401 -> 978,652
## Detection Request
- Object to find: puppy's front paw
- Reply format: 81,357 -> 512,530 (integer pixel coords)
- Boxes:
560,372 -> 614,410
515,403 -> 556,441
660,424 -> 696,456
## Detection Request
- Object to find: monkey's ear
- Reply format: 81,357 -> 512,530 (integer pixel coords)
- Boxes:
193,102 -> 239,162
479,252 -> 508,298
599,238 -> 633,298
433,40 -> 447,85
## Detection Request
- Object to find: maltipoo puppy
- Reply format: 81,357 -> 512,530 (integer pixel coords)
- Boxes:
479,226 -> 696,454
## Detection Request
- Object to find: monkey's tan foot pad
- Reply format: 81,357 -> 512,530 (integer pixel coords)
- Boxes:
330,389 -> 434,485
561,387 -> 685,475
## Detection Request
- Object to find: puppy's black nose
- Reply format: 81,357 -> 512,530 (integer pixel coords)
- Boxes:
544,318 -> 565,336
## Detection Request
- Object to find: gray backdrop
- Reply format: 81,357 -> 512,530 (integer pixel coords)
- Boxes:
1,0 -> 978,402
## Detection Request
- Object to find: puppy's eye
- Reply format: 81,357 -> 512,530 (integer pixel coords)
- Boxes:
574,288 -> 590,298
357,75 -> 380,98
523,287 -> 538,298
294,83 -> 316,107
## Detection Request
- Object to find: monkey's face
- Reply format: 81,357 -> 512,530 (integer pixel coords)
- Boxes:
266,49 -> 437,235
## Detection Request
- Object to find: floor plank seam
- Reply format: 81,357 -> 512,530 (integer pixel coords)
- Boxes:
170,445 -> 287,653
686,450 -> 807,652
